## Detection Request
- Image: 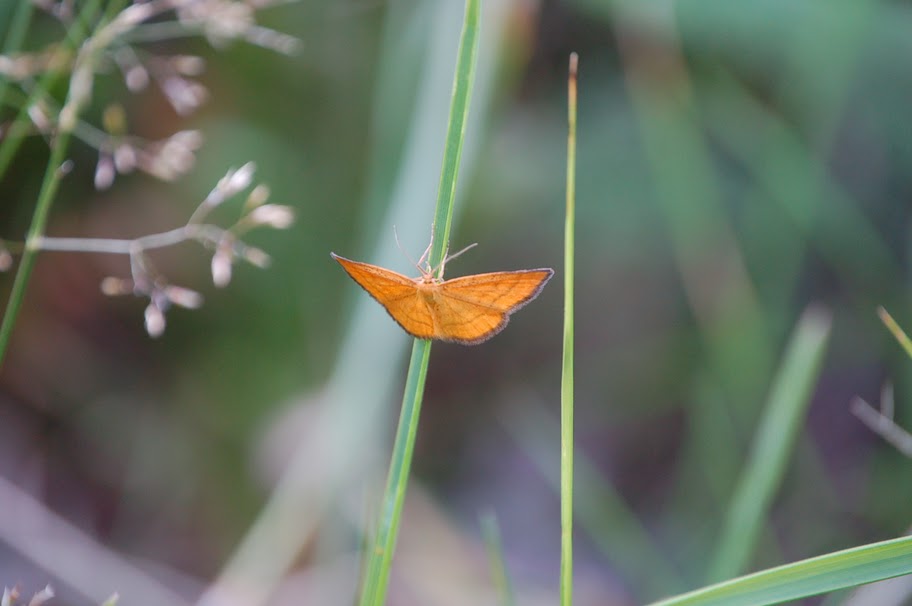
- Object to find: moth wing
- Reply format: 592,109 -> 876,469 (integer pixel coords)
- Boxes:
331,253 -> 435,339
428,294 -> 510,344
439,269 -> 554,313
432,269 -> 554,344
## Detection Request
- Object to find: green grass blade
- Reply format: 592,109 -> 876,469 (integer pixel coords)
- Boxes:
650,535 -> 912,606
358,2 -> 480,604
359,339 -> 432,605
426,0 -> 480,271
0,134 -> 73,367
707,306 -> 832,582
560,52 -> 578,606
480,512 -> 516,606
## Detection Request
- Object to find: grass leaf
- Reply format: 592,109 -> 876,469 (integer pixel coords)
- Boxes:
651,535 -> 912,606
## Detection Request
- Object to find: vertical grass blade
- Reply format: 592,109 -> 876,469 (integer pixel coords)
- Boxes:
560,52 -> 578,606
427,0 -> 480,270
707,306 -> 832,582
481,512 -> 516,606
359,340 -> 432,605
357,1 -> 480,604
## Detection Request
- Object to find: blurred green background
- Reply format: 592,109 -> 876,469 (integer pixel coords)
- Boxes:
1,1 -> 912,605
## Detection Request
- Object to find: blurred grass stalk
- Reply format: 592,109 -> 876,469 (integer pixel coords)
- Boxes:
358,2 -> 479,604
615,7 -> 775,411
850,310 -> 912,458
481,512 -> 516,606
708,306 -> 831,582
613,16 -> 781,566
701,68 -> 898,290
560,52 -> 578,606
0,471 -> 190,606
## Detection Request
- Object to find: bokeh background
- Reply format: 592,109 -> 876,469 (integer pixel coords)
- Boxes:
2,0 -> 912,605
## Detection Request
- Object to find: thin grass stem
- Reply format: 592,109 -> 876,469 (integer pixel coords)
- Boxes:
357,1 -> 480,604
851,394 -> 912,458
0,129 -> 75,367
120,21 -> 203,44
0,0 -> 115,368
878,307 -> 912,359
29,224 -> 228,254
560,52 -> 578,606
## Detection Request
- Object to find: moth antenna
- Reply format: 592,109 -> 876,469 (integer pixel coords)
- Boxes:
445,242 -> 479,264
417,227 -> 434,270
394,225 -> 424,274
433,242 -> 478,278
436,246 -> 450,278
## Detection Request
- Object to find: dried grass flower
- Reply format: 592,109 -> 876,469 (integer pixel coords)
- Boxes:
135,129 -> 204,181
90,164 -> 293,335
1,586 -> 55,606
2,2 -> 297,338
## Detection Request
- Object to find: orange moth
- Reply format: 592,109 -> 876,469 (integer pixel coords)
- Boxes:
331,249 -> 553,345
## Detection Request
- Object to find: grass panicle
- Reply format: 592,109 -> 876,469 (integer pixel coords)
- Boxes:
0,0 -> 297,363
